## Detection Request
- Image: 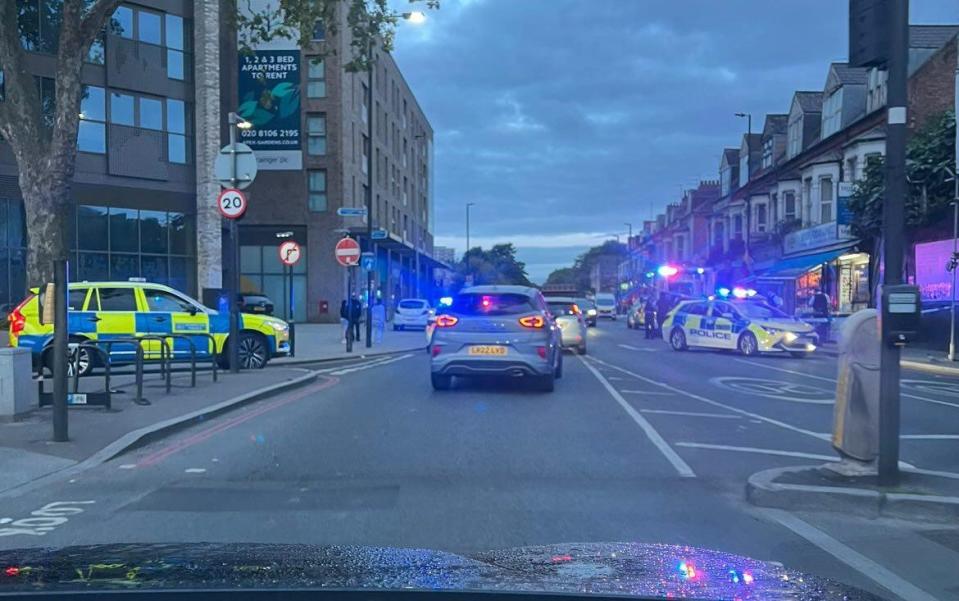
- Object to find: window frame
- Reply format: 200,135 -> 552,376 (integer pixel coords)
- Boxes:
308,169 -> 328,212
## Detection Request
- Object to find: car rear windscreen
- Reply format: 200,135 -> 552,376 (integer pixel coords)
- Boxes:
399,300 -> 426,309
547,302 -> 578,316
450,293 -> 534,316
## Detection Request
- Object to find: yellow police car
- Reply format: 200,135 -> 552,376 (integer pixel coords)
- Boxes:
8,280 -> 290,375
660,298 -> 818,357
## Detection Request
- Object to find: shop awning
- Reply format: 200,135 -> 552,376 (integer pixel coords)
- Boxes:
756,247 -> 856,280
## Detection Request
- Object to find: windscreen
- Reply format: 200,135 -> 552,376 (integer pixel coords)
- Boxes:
449,293 -> 534,316
399,300 -> 426,309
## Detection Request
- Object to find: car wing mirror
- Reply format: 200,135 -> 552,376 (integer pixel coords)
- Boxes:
188,305 -> 199,316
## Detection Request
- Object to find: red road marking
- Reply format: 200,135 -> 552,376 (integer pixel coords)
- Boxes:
136,376 -> 340,467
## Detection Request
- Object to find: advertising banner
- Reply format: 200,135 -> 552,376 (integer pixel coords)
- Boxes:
237,50 -> 302,170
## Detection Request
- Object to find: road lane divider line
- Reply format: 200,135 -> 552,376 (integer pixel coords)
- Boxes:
675,442 -> 837,462
136,376 -> 340,467
578,356 -> 695,478
586,356 -> 831,442
641,409 -> 740,419
617,344 -> 655,352
758,508 -> 940,601
328,353 -> 414,376
620,390 -> 676,396
736,358 -> 959,410
901,434 -> 959,440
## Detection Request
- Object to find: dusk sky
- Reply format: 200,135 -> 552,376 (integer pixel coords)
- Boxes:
391,0 -> 959,283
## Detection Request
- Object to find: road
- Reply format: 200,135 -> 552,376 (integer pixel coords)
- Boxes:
2,320 -> 959,600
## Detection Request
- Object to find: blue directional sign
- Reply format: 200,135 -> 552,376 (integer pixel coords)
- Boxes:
361,252 -> 376,271
371,229 -> 388,240
336,207 -> 368,217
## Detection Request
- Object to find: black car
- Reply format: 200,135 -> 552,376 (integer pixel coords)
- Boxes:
240,293 -> 275,315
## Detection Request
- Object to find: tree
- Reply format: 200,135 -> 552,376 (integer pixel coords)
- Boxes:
0,0 -> 436,286
456,244 -> 532,288
544,240 -> 628,293
848,110 -> 956,303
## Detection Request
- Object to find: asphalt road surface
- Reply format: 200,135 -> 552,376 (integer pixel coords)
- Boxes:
3,320 -> 959,600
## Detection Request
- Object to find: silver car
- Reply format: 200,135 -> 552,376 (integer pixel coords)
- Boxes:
546,297 -> 588,355
430,285 -> 563,392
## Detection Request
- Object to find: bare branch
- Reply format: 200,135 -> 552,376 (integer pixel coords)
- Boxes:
80,0 -> 124,42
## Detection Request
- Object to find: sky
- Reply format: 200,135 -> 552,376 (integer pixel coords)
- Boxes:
391,0 -> 959,283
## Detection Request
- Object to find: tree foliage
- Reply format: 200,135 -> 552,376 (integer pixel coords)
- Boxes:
544,240 -> 628,292
0,0 -> 436,286
455,244 -> 532,288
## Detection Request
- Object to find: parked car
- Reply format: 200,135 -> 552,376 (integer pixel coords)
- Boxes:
9,280 -> 290,374
576,297 -> 598,327
546,297 -> 588,355
394,298 -> 433,330
594,293 -> 617,319
429,285 -> 562,392
239,293 -> 275,315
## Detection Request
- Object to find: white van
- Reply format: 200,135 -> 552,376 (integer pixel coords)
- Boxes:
594,293 -> 617,320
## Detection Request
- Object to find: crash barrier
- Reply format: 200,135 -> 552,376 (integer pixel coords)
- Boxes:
38,343 -> 112,409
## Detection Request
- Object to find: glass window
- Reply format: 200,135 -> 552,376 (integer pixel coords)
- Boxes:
450,293 -> 534,316
240,246 -> 262,273
168,134 -> 186,163
18,0 -> 40,51
169,257 -> 191,293
141,255 -> 168,284
139,97 -> 163,130
110,92 -> 134,126
68,288 -> 89,311
110,254 -> 138,281
145,289 -> 195,312
111,6 -> 133,38
312,19 -> 325,41
262,245 -> 284,274
97,287 -> 137,311
0,201 -> 8,249
169,213 -> 193,255
167,50 -> 184,80
137,10 -> 161,45
38,0 -> 61,53
77,206 -> 108,250
165,14 -> 183,49
78,252 -> 109,281
81,86 -> 105,121
78,121 -> 106,154
308,170 -> 327,212
307,58 -> 326,98
166,99 -> 185,133
109,208 -> 138,252
712,302 -> 738,318
7,201 -> 23,249
140,210 -> 168,254
307,114 -> 326,155
683,302 -> 708,316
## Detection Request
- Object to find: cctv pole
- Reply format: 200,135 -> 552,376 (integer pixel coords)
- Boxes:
52,259 -> 68,442
877,0 -> 908,485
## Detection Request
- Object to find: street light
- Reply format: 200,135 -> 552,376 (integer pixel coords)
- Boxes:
224,111 -> 252,373
466,202 -> 476,255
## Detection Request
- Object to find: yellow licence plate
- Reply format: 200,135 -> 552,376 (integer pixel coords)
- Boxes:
468,345 -> 508,356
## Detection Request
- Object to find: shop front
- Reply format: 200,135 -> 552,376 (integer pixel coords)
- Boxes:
754,222 -> 867,316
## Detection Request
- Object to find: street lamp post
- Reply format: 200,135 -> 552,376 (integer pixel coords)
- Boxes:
227,111 -> 252,373
466,202 -> 475,256
735,112 -> 752,262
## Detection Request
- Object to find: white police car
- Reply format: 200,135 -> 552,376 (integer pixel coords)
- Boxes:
661,298 -> 818,357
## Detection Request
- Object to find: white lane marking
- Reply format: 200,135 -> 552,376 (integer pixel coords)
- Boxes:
641,409 -> 740,419
587,356 -> 831,441
760,508 -> 940,601
901,434 -> 959,440
118,464 -> 136,470
620,390 -> 676,396
578,356 -> 695,478
736,358 -> 959,410
618,344 -> 655,351
0,501 -> 95,538
329,353 -> 414,376
675,442 -> 836,462
904,466 -> 959,480
184,468 -> 207,473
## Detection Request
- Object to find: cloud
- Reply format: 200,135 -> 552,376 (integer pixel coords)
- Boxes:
392,0 -> 959,278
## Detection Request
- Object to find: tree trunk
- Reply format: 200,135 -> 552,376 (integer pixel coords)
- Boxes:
20,165 -> 70,288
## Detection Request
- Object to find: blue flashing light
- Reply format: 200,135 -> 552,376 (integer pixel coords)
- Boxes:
718,287 -> 731,297
439,296 -> 453,306
696,267 -> 705,275
657,265 -> 679,277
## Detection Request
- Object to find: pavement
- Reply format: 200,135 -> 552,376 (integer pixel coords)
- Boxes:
1,321 -> 958,600
272,322 -> 427,365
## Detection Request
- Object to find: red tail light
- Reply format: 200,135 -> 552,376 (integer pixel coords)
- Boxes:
435,315 -> 458,328
518,315 -> 545,328
536,346 -> 547,359
431,345 -> 442,357
571,304 -> 581,315
8,296 -> 30,336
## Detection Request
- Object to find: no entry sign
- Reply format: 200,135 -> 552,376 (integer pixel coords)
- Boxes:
279,240 -> 302,266
217,188 -> 247,219
335,237 -> 361,267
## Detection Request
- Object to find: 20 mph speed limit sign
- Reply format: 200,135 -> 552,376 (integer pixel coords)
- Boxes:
217,188 -> 248,219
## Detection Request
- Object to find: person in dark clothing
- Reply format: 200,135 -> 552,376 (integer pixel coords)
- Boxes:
339,299 -> 350,343
644,297 -> 657,339
349,295 -> 362,340
656,293 -> 672,337
809,288 -> 831,342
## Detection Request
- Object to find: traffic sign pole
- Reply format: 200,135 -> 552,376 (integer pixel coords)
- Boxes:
228,119 -> 241,373
278,241 -> 302,358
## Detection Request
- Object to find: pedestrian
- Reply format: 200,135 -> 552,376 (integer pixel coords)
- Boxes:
656,292 -> 672,337
349,294 -> 362,341
339,299 -> 350,344
644,296 -> 657,339
809,287 -> 831,342
372,298 -> 386,344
